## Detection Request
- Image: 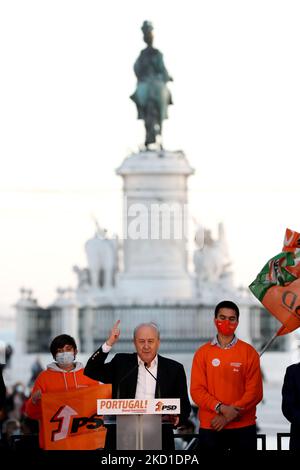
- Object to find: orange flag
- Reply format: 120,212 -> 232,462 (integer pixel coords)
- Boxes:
41,384 -> 111,450
249,228 -> 300,336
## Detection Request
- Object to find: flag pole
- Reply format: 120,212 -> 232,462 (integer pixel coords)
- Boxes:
259,331 -> 278,357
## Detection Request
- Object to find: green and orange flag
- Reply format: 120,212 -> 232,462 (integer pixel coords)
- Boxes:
249,228 -> 300,343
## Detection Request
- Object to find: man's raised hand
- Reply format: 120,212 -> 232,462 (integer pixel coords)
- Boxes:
106,320 -> 121,346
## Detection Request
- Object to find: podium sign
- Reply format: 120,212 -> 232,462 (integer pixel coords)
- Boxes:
97,399 -> 180,450
97,398 -> 180,415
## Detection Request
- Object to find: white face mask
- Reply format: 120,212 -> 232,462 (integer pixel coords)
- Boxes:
55,351 -> 75,365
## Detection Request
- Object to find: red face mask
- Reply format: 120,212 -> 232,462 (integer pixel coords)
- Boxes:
214,319 -> 238,336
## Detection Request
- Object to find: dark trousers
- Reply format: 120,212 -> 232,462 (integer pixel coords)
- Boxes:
198,425 -> 257,452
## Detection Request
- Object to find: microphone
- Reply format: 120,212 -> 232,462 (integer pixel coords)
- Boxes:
144,362 -> 161,398
116,362 -> 139,399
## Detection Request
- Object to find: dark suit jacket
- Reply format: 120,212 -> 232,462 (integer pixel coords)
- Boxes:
0,368 -> 5,409
282,362 -> 300,450
84,348 -> 191,425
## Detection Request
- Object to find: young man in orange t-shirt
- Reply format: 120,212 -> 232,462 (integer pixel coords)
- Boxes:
25,334 -> 102,449
190,300 -> 263,452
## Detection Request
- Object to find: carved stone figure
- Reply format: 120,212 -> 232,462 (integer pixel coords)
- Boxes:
194,223 -> 231,284
73,265 -> 91,291
85,227 -> 118,290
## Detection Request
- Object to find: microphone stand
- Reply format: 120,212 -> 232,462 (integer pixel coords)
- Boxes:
144,362 -> 161,398
116,363 -> 139,399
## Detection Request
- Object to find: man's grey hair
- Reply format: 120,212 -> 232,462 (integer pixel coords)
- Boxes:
133,322 -> 160,339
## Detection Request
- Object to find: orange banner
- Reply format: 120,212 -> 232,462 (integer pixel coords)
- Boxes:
263,277 -> 300,335
41,384 -> 111,450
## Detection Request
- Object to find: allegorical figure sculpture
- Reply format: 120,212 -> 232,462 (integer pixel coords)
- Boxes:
85,226 -> 118,290
130,21 -> 173,148
193,223 -> 232,285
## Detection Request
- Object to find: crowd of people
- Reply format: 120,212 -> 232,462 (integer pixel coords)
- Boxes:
0,299 -> 299,452
0,357 -> 42,449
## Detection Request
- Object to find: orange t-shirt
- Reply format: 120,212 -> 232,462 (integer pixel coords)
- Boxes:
190,339 -> 263,429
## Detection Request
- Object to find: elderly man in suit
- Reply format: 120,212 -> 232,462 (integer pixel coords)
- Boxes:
84,320 -> 191,449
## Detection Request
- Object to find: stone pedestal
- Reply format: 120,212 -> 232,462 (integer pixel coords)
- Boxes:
116,149 -> 194,300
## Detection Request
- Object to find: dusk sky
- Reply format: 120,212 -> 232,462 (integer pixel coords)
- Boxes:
1,0 -> 300,319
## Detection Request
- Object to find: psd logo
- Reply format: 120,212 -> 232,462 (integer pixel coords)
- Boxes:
155,401 -> 164,412
155,401 -> 177,412
50,406 -> 104,442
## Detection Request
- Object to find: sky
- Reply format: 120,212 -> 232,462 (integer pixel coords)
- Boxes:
1,0 -> 300,318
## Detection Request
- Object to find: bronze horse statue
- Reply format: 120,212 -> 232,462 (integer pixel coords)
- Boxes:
131,21 -> 173,148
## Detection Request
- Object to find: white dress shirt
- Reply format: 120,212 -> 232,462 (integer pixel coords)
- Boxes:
102,343 -> 158,399
135,355 -> 158,399
102,342 -> 112,354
